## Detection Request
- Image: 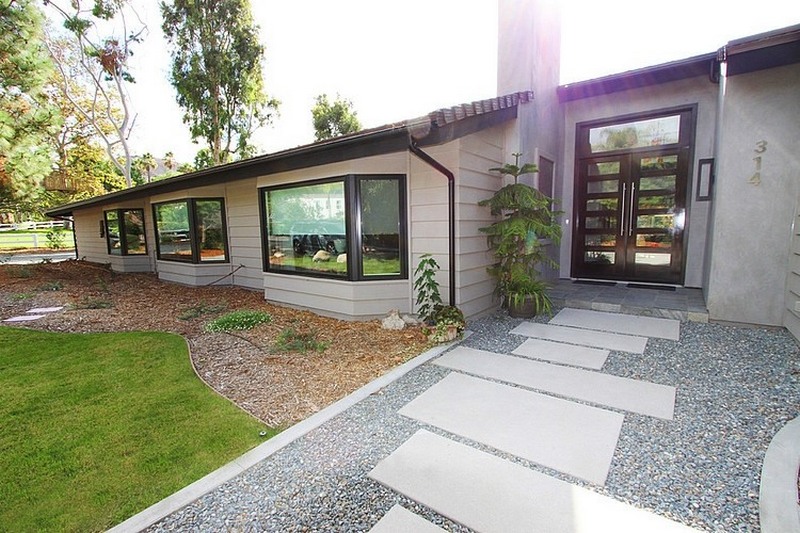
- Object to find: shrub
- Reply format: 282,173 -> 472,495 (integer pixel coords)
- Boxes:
204,310 -> 272,332
46,229 -> 67,250
273,327 -> 328,353
413,254 -> 443,323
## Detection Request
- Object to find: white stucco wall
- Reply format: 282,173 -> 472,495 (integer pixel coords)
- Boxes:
706,63 -> 800,326
560,76 -> 719,287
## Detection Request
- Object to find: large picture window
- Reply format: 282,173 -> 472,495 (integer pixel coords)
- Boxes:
104,209 -> 146,256
262,175 -> 406,280
153,198 -> 228,263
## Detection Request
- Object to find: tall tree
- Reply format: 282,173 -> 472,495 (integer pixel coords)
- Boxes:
0,0 -> 61,218
43,0 -> 147,188
161,0 -> 278,166
311,94 -> 361,141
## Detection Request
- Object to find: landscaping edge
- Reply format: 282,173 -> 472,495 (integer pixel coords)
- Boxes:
107,335 -> 465,533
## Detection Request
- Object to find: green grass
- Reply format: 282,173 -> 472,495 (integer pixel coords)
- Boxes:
0,231 -> 75,250
277,256 -> 401,276
0,327 -> 274,532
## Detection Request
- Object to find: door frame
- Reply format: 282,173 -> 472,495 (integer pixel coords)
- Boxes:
570,105 -> 698,285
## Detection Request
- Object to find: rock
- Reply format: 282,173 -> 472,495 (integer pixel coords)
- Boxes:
401,314 -> 421,326
312,250 -> 331,262
381,309 -> 405,330
337,253 -> 347,263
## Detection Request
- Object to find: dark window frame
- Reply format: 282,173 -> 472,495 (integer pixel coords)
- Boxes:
152,198 -> 229,264
259,174 -> 408,281
103,208 -> 147,256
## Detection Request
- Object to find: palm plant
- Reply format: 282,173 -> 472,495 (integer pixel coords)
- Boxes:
479,153 -> 561,316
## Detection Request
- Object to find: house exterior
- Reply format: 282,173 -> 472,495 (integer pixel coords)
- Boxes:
47,1 -> 800,338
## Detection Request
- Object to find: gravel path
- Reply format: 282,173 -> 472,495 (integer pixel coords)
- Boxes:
149,310 -> 800,532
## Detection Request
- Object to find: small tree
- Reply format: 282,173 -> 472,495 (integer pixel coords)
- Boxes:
311,94 -> 361,141
479,153 -> 561,316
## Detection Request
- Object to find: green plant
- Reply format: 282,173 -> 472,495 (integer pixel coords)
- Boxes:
11,292 -> 34,301
423,305 -> 467,343
479,153 -> 562,316
45,228 -> 67,250
273,326 -> 329,353
74,298 -> 113,309
204,310 -> 272,332
413,253 -> 443,323
179,302 -> 227,320
8,265 -> 32,278
38,281 -> 64,292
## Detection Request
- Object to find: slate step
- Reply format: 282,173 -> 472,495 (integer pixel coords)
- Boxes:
550,308 -> 680,340
435,347 -> 676,420
398,371 -> 623,485
368,429 -> 698,533
511,322 -> 648,353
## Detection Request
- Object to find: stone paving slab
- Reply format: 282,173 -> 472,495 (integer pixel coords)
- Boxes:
369,429 -> 699,533
368,505 -> 445,533
27,306 -> 64,314
511,322 -> 648,354
3,315 -> 44,322
512,338 -> 609,369
398,372 -> 623,485
551,308 -> 680,340
436,347 -> 675,420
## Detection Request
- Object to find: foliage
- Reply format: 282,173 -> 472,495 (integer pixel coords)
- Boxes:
134,152 -> 158,183
413,253 -> 443,323
204,309 -> 272,332
43,0 -> 147,187
0,328 -> 268,531
0,0 -> 61,217
178,302 -> 227,321
273,326 -> 329,354
311,93 -> 362,141
161,0 -> 279,166
45,228 -> 66,250
423,305 -> 467,344
479,153 -> 561,315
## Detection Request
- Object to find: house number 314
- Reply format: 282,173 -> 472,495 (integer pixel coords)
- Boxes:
750,140 -> 767,186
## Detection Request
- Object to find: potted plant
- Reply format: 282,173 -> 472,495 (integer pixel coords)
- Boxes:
479,153 -> 561,318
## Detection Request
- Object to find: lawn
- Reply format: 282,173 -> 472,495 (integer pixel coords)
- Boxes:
0,327 -> 273,532
0,230 -> 75,250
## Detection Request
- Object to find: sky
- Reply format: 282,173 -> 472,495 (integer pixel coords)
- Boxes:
119,0 -> 800,163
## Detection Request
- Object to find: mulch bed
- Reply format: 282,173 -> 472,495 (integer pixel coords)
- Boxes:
0,260 -> 430,427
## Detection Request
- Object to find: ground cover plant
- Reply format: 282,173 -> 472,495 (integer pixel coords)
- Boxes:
0,327 -> 271,532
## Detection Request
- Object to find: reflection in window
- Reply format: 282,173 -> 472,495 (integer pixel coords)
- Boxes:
360,178 -> 401,276
263,175 -> 406,280
585,251 -> 615,264
153,199 -> 228,263
104,208 -> 146,256
266,181 -> 348,277
589,115 -> 680,153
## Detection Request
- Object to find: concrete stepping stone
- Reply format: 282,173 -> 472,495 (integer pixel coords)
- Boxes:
398,372 -> 623,485
27,306 -> 64,314
369,429 -> 699,533
512,338 -> 609,369
511,322 -> 647,354
435,347 -> 676,420
369,505 -> 445,532
551,308 -> 680,341
3,315 -> 45,322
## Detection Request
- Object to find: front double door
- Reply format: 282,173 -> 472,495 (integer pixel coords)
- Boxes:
573,148 -> 689,284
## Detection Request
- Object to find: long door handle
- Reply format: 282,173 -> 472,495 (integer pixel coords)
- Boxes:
620,183 -> 626,236
628,183 -> 636,237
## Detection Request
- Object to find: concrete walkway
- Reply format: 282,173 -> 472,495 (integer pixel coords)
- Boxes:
367,309 -> 693,531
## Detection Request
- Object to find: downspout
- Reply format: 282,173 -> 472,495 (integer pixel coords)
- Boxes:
408,140 -> 456,307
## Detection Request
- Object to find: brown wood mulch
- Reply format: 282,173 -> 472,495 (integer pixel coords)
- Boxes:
0,260 -> 430,427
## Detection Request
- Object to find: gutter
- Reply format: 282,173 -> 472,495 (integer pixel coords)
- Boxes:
407,140 -> 456,307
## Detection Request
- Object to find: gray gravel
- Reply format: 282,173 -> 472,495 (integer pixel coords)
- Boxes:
148,309 -> 800,532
